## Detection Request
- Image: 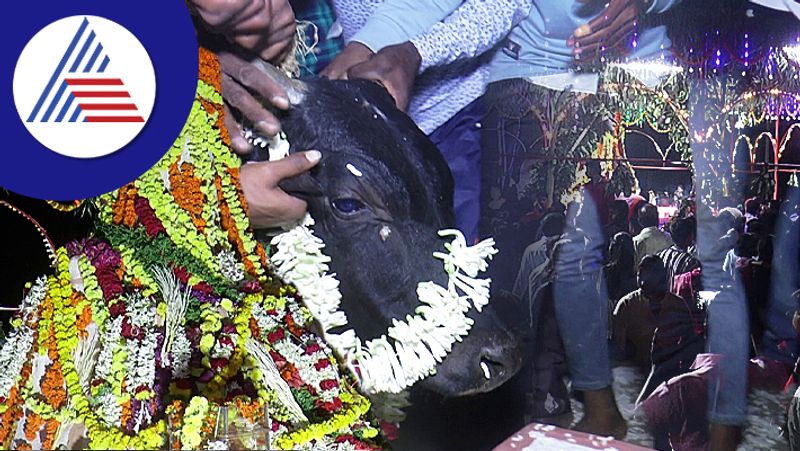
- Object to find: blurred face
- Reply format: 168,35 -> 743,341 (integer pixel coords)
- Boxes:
637,268 -> 668,298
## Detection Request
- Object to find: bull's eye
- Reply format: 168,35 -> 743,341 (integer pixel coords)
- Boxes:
332,198 -> 365,215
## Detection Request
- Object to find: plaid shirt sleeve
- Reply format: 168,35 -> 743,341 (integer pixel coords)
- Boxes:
290,0 -> 344,76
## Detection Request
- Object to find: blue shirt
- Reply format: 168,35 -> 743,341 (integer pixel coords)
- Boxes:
489,0 -> 680,83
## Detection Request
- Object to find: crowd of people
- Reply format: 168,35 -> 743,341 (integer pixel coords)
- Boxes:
185,1 -> 800,450
511,186 -> 800,450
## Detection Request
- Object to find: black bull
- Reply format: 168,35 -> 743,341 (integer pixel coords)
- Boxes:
247,64 -> 523,398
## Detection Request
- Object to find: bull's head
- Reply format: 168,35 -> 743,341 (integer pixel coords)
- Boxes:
247,64 -> 522,397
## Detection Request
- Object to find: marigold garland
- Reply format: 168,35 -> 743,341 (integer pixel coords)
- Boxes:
0,47 -> 385,451
23,412 -> 45,441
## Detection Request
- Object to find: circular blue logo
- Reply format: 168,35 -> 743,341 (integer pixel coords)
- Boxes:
2,1 -> 198,199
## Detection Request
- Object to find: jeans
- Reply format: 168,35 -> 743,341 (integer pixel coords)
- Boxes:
704,288 -> 750,426
763,187 -> 800,364
429,98 -> 483,245
553,274 -> 614,391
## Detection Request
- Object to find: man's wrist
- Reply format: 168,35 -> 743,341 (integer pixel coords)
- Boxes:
397,41 -> 422,74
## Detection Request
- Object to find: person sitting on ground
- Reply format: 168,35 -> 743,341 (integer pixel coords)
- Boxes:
657,216 -> 700,294
723,232 -> 758,280
744,196 -> 761,223
633,204 -> 673,266
746,236 -> 773,349
604,232 -> 637,305
605,199 -> 631,252
513,212 -> 566,306
612,255 -> 692,370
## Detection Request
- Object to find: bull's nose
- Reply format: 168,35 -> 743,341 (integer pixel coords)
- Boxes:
477,343 -> 521,382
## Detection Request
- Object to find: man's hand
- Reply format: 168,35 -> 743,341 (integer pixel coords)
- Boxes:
347,42 -> 421,111
320,42 -> 374,80
567,0 -> 644,64
218,51 -> 291,155
192,0 -> 296,62
240,151 -> 321,229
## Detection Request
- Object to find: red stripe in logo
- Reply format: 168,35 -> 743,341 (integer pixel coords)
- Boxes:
79,104 -> 139,111
85,116 -> 145,123
72,91 -> 131,98
65,78 -> 124,86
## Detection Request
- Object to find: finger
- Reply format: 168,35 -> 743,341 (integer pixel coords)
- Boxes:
221,73 -> 282,136
320,59 -> 350,79
271,191 -> 309,225
574,8 -> 636,48
221,0 -> 266,32
347,60 -> 399,104
584,0 -> 628,33
193,0 -> 258,30
604,22 -> 637,53
242,22 -> 296,62
223,104 -> 253,155
218,52 -> 290,110
568,0 -> 628,45
574,22 -> 635,62
263,150 -> 322,182
230,2 -> 292,36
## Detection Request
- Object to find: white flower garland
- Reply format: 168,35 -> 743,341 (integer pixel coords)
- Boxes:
269,216 -> 496,395
250,113 -> 496,403
0,277 -> 47,398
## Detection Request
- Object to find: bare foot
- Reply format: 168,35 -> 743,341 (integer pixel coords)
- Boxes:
572,387 -> 628,440
709,423 -> 742,451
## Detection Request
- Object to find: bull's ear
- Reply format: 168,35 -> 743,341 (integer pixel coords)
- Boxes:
250,59 -> 307,106
278,173 -> 323,200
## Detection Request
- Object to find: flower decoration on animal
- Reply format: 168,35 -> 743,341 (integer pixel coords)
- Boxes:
0,48 -> 383,451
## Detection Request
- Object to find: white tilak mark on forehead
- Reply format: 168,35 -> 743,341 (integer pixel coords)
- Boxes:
361,98 -> 387,122
481,361 -> 491,380
346,163 -> 363,177
379,225 -> 391,242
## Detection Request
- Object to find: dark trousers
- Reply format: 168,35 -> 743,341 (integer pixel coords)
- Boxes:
429,98 -> 483,245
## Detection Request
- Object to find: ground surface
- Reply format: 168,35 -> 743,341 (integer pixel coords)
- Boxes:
562,366 -> 794,450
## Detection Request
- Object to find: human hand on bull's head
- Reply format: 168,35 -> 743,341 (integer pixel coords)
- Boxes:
240,151 -> 321,228
568,0 -> 646,64
321,42 -> 421,112
190,0 -> 297,155
319,42 -> 375,80
217,51 -> 295,155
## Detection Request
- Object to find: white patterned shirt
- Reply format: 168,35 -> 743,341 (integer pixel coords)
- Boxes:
332,0 -> 532,134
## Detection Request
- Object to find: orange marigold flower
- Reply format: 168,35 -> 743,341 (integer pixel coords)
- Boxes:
0,387 -> 23,447
112,185 -> 139,228
41,419 -> 60,450
41,361 -> 67,410
23,412 -> 45,441
169,162 -> 207,233
198,47 -> 221,93
76,304 -> 93,340
120,400 -> 133,429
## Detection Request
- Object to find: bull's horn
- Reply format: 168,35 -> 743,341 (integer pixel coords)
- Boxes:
251,59 -> 307,106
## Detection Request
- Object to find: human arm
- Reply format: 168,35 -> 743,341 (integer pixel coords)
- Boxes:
408,0 -> 533,72
190,0 -> 297,154
191,0 -> 296,62
349,0 -> 462,53
321,0 -> 458,83
343,0 -> 532,109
